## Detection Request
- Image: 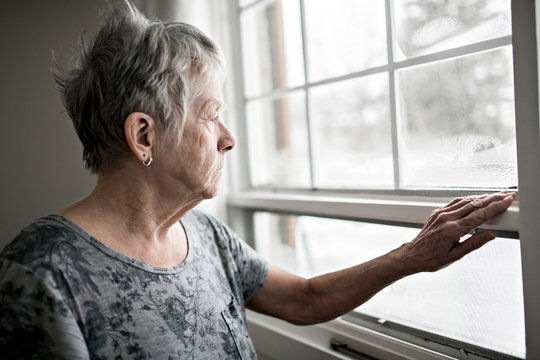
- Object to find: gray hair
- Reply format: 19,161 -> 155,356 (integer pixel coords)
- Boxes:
55,1 -> 225,173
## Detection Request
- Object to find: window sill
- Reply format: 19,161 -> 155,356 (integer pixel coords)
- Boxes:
228,191 -> 519,238
247,310 -> 456,360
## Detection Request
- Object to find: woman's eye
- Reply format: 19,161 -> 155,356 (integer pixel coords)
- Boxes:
201,106 -> 225,124
210,111 -> 224,123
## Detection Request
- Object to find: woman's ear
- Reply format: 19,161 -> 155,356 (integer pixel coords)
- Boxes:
124,112 -> 156,163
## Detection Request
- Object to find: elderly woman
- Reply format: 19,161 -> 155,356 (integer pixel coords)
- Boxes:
0,2 -> 515,359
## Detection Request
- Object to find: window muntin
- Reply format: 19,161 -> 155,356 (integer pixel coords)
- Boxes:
254,211 -> 525,358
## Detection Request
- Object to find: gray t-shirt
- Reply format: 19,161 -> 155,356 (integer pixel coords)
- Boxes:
0,210 -> 268,359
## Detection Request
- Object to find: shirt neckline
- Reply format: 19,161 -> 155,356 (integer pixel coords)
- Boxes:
45,214 -> 193,275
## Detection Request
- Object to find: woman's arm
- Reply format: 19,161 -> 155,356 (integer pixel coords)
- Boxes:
246,192 -> 515,325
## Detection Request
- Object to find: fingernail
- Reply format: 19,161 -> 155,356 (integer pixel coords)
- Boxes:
504,195 -> 514,202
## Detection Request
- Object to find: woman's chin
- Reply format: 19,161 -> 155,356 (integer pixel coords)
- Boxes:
200,181 -> 221,200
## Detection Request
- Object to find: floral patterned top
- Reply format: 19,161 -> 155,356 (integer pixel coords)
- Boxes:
0,210 -> 268,360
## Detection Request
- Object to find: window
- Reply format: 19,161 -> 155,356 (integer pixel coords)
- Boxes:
225,0 -> 539,359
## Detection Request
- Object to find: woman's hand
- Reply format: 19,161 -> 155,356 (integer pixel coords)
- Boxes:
395,192 -> 516,274
248,192 -> 516,325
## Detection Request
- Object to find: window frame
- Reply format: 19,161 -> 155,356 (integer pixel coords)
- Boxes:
221,0 -> 540,358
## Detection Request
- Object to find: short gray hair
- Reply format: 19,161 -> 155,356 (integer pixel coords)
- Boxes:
55,1 -> 225,173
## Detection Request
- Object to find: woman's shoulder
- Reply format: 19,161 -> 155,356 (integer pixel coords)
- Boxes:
1,215 -> 81,269
185,209 -> 234,238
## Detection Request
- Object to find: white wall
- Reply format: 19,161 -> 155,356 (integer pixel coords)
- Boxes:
0,0 -> 107,246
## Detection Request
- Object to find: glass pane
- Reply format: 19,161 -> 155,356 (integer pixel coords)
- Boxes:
304,0 -> 387,82
393,0 -> 511,60
246,91 -> 310,187
238,0 -> 257,8
310,74 -> 393,188
240,0 -> 304,97
397,46 -> 516,189
254,212 -> 525,358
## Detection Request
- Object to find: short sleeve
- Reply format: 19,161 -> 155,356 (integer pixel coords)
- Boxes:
0,259 -> 90,360
194,211 -> 269,303
227,229 -> 269,302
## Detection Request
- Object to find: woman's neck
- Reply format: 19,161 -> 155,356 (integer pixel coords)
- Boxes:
56,167 -> 198,267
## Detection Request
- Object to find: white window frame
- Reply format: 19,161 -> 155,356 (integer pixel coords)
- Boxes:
220,0 -> 540,359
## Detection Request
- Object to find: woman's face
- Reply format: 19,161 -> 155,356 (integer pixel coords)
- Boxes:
155,78 -> 236,200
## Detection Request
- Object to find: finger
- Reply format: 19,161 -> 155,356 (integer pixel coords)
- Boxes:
425,194 -> 493,228
443,197 -> 467,209
444,195 -> 489,213
444,192 -> 512,222
449,231 -> 495,261
459,194 -> 514,230
424,196 -> 472,227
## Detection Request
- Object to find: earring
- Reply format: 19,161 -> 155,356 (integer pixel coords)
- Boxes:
142,155 -> 153,166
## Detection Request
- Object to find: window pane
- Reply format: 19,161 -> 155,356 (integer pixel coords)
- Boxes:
238,0 -> 256,8
310,74 -> 393,188
304,0 -> 387,82
240,0 -> 304,97
393,0 -> 511,60
254,212 -> 525,358
246,91 -> 310,187
397,46 -> 516,189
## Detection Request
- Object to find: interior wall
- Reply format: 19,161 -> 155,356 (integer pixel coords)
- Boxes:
0,1 -> 114,246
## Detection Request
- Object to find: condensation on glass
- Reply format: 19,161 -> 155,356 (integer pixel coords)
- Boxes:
240,0 -> 304,98
303,0 -> 387,82
397,46 -> 517,188
239,0 -> 515,190
246,91 -> 310,187
393,0 -> 512,60
254,212 -> 525,358
309,73 -> 393,188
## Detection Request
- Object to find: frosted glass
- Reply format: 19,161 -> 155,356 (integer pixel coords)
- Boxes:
397,46 -> 516,189
246,91 -> 310,187
240,0 -> 304,97
254,212 -> 525,358
238,0 -> 256,8
393,0 -> 511,60
304,0 -> 387,81
310,73 -> 393,188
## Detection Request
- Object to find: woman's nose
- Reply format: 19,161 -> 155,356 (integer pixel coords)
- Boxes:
218,121 -> 236,152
